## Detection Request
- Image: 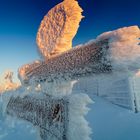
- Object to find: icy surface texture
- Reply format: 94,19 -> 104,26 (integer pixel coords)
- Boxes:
37,0 -> 83,59
18,41 -> 111,85
18,60 -> 43,84
6,94 -> 68,140
1,84 -> 93,140
96,26 -> 140,71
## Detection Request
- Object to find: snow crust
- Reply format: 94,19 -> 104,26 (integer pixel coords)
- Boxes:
18,41 -> 111,85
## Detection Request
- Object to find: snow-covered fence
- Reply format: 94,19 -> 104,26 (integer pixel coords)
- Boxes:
6,95 -> 68,140
5,92 -> 92,140
19,40 -> 112,85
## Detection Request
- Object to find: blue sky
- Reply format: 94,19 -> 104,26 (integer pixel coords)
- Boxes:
0,0 -> 140,80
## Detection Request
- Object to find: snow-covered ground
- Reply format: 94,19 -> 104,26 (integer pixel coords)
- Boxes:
87,95 -> 140,140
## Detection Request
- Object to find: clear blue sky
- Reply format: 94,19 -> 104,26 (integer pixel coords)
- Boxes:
0,0 -> 140,79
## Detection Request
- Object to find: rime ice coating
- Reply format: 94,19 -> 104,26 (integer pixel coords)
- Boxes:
18,41 -> 112,85
96,26 -> 140,71
36,0 -> 83,59
19,26 -> 140,85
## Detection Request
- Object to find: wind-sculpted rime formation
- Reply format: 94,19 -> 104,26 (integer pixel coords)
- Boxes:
19,40 -> 111,85
37,0 -> 83,59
